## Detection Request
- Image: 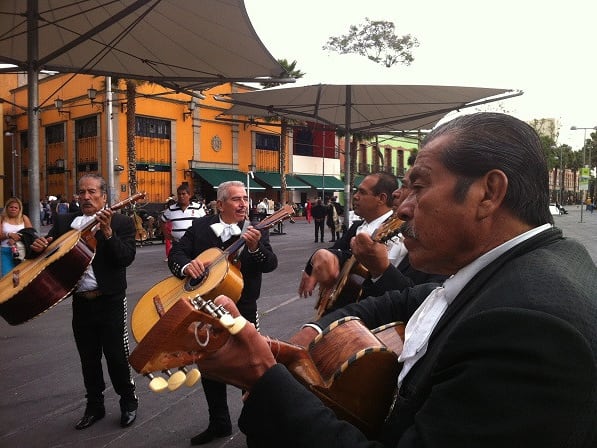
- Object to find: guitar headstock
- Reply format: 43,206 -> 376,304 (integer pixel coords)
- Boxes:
256,204 -> 295,230
129,297 -> 237,376
372,214 -> 404,244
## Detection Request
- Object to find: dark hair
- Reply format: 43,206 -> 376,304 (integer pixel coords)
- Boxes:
369,172 -> 399,207
79,173 -> 107,195
423,112 -> 552,226
176,184 -> 191,194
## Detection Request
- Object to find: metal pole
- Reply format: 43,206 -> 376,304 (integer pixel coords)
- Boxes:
560,145 -> 563,204
106,76 -> 117,203
27,0 -> 41,231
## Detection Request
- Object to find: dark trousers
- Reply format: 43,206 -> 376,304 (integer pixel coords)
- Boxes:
314,219 -> 325,241
72,292 -> 137,411
200,306 -> 257,428
329,225 -> 339,241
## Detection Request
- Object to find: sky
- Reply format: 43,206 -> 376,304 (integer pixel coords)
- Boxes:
245,0 -> 596,149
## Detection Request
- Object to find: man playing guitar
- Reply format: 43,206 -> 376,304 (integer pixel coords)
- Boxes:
299,172 -> 442,315
29,174 -> 139,430
167,180 -> 278,445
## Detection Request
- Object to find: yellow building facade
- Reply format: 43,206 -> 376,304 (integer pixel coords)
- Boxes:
1,73 -> 284,209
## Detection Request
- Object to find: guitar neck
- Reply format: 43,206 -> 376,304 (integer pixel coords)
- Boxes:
221,205 -> 295,257
79,192 -> 146,233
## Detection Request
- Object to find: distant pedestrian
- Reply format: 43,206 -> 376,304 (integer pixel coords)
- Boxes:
326,197 -> 342,242
311,199 -> 326,243
305,199 -> 312,223
69,194 -> 81,212
1,197 -> 33,275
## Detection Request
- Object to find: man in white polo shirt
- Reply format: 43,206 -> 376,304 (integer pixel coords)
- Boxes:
160,183 -> 205,243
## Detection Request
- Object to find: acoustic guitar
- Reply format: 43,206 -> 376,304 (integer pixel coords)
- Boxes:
315,214 -> 404,317
128,295 -> 404,438
131,205 -> 295,343
0,192 -> 146,325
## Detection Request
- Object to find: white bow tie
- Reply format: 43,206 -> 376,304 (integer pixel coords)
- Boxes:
210,222 -> 241,242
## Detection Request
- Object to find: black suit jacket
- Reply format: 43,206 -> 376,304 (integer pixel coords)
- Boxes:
239,227 -> 597,448
45,211 -> 136,294
168,214 -> 277,318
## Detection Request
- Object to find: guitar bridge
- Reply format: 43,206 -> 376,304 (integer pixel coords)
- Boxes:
153,295 -> 165,317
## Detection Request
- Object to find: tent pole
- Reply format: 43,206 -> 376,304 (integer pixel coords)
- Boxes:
106,76 -> 116,203
343,85 -> 351,227
27,0 -> 41,231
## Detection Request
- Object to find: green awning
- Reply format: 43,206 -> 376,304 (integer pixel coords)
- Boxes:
192,168 -> 264,190
295,174 -> 345,190
254,172 -> 311,189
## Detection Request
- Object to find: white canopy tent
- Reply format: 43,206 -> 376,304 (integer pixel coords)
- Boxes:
215,83 -> 523,223
0,0 -> 291,228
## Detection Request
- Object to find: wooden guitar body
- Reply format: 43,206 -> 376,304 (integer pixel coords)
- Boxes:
0,192 -> 145,326
131,204 -> 295,343
128,297 -> 403,438
0,230 -> 94,325
131,247 -> 243,342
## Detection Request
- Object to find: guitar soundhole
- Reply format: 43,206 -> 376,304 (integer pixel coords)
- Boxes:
184,271 -> 208,291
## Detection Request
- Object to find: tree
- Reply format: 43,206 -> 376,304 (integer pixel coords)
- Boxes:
323,18 -> 418,68
260,59 -> 305,204
126,80 -> 139,195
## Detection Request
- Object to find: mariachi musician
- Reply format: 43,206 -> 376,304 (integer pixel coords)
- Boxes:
299,172 -> 443,315
30,174 -> 138,430
167,180 -> 277,445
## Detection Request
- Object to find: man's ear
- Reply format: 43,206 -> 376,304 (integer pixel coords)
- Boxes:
477,169 -> 508,219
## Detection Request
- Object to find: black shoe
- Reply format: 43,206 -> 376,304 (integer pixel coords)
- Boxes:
120,409 -> 137,427
314,240 -> 318,243
75,409 -> 105,430
190,426 -> 232,445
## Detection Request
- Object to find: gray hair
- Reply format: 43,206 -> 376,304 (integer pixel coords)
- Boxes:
217,180 -> 245,201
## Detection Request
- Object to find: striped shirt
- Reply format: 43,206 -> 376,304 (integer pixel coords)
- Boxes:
160,201 -> 206,241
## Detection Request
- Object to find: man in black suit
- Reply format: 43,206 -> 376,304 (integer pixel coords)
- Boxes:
192,113 -> 597,447
351,168 -> 446,299
310,198 -> 327,242
30,174 -> 138,430
168,180 -> 278,445
299,172 -> 442,313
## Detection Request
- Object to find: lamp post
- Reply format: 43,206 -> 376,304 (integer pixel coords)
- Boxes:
570,125 -> 597,222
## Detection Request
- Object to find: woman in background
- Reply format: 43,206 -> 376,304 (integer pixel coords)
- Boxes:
0,197 -> 32,275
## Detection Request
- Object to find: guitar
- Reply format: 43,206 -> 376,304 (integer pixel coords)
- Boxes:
128,295 -> 404,438
315,214 -> 404,317
0,192 -> 146,325
131,205 -> 295,343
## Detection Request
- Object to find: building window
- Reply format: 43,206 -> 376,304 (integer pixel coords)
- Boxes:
256,132 -> 280,151
76,116 -> 98,138
293,126 -> 313,156
46,123 -> 65,144
136,116 -> 171,139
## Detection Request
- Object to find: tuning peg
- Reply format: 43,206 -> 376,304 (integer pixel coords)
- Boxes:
167,370 -> 186,391
146,373 -> 168,393
182,367 -> 201,387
